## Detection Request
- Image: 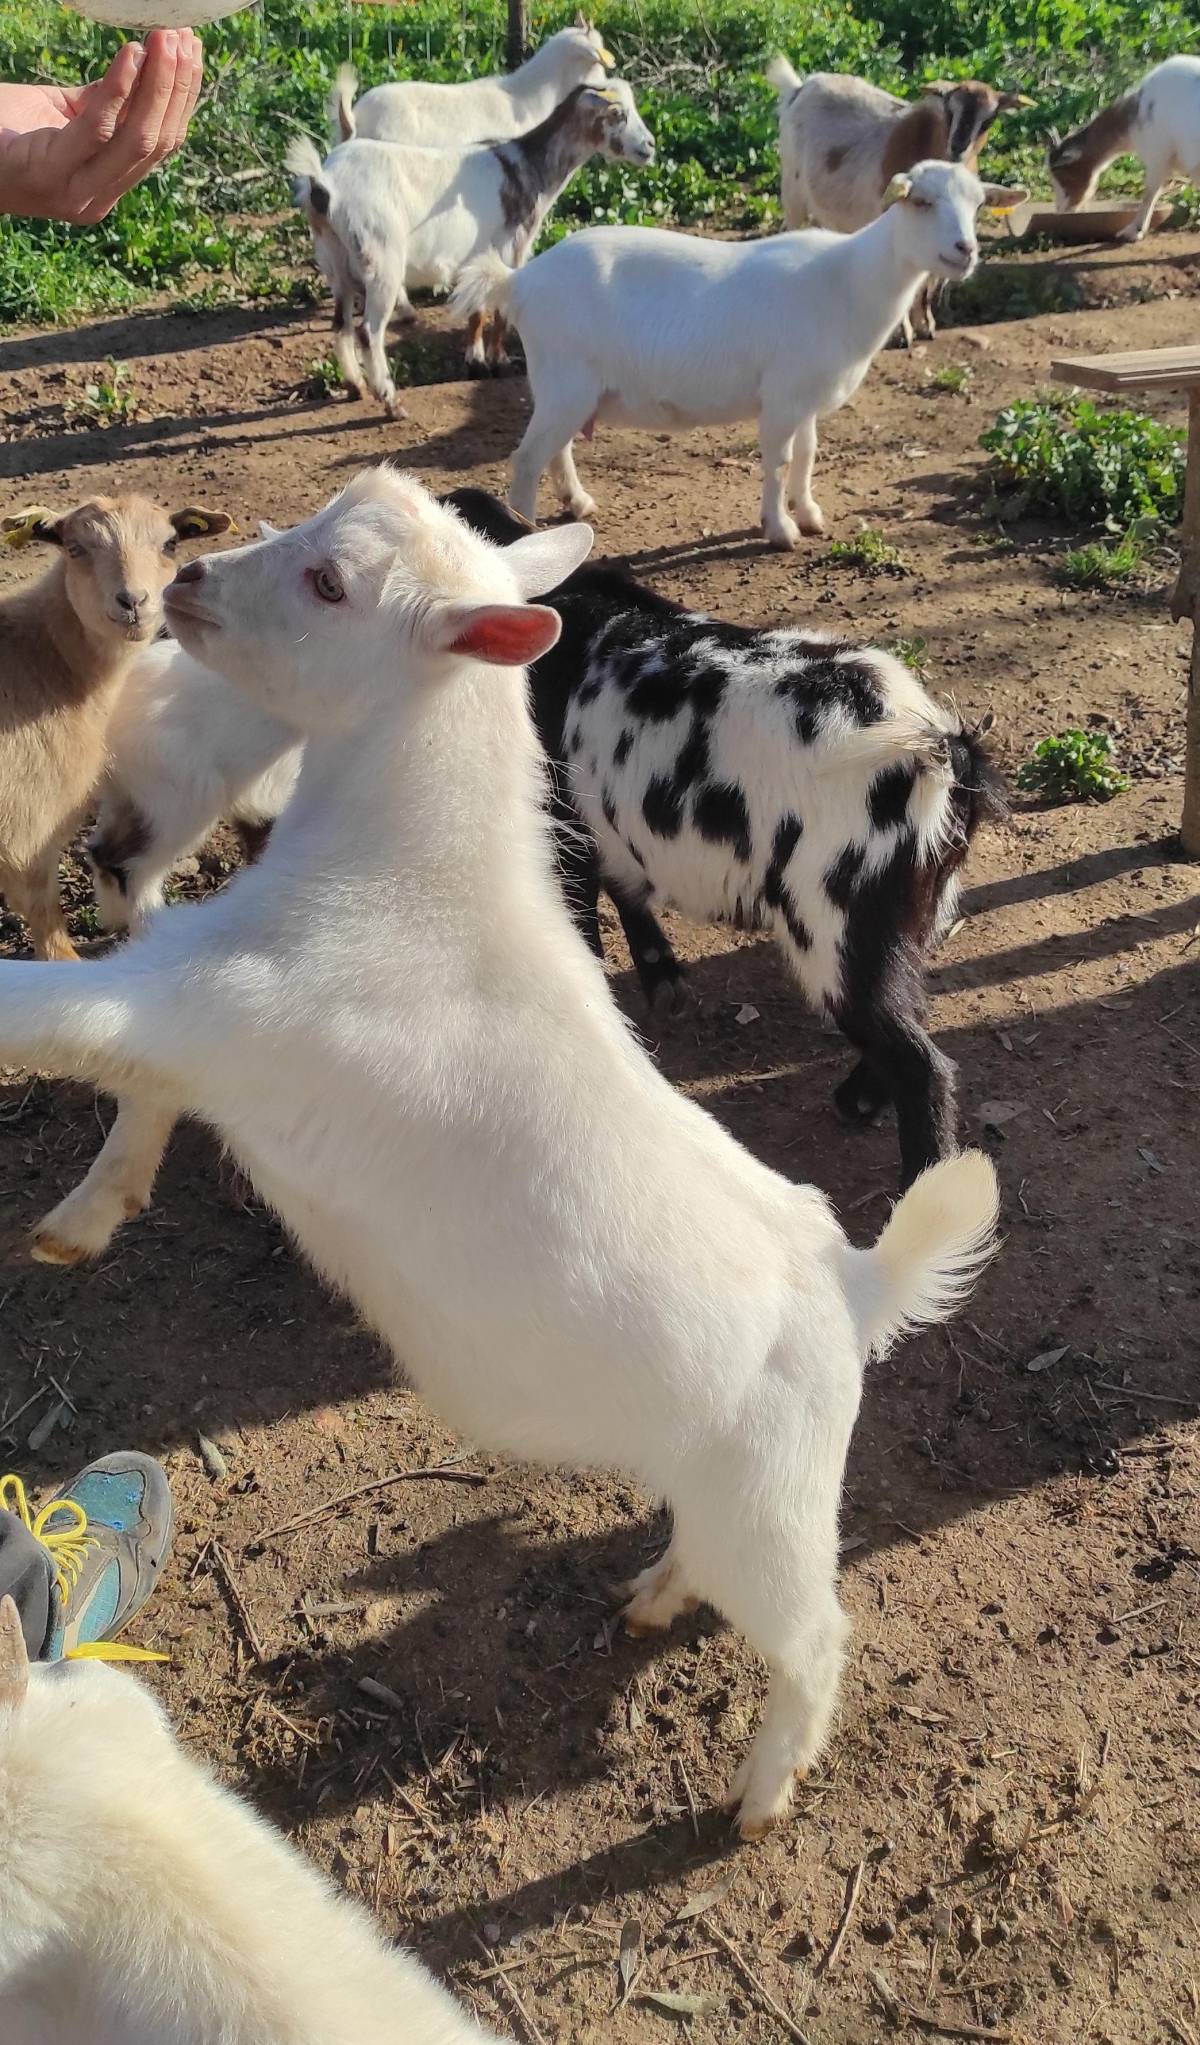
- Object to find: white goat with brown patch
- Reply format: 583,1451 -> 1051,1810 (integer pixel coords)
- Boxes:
767,60 -> 1032,341
0,496 -> 230,961
1048,55 -> 1200,240
289,80 -> 654,403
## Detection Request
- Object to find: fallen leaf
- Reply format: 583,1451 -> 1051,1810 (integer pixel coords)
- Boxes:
640,1990 -> 724,2019
1137,1146 -> 1167,1173
672,1872 -> 737,1923
735,1003 -> 760,1026
978,1099 -> 1028,1128
197,1433 -> 228,1480
1026,1345 -> 1069,1374
618,1918 -> 643,2005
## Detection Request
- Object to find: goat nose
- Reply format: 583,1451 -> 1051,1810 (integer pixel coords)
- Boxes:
171,559 -> 206,586
116,588 -> 148,612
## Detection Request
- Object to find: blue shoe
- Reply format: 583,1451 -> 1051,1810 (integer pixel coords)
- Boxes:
1,1453 -> 173,1661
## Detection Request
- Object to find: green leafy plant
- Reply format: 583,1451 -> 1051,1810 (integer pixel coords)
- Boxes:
930,362 -> 973,395
889,635 -> 930,676
827,528 -> 909,576
1058,530 -> 1147,590
1017,728 -> 1130,801
981,394 -> 1185,526
294,352 -> 345,401
67,361 -> 139,427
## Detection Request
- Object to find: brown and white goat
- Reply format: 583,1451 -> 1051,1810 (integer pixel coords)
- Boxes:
0,496 -> 231,960
767,62 -> 1032,340
1048,56 -> 1200,241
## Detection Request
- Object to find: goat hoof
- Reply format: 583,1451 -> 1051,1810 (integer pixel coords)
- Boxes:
384,400 -> 410,422
833,1077 -> 888,1125
29,1228 -> 88,1267
344,385 -> 364,404
465,359 -> 489,380
646,974 -> 690,1020
763,523 -> 799,552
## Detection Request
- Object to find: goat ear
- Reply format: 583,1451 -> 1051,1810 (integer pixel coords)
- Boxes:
2,506 -> 60,549
503,522 -> 595,599
436,602 -> 562,666
0,1596 -> 29,1712
980,183 -> 1029,211
171,506 -> 235,539
882,173 -> 913,207
259,520 -> 283,540
922,79 -> 955,95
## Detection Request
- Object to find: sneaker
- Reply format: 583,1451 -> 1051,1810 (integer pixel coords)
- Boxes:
34,1452 -> 174,1661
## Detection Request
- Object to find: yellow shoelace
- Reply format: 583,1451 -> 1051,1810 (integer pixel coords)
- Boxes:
0,1474 -> 167,1664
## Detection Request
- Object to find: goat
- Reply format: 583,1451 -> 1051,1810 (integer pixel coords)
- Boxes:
330,13 -> 613,148
0,471 -> 1000,1837
446,486 -> 1005,1191
288,81 -> 654,405
451,159 -> 1027,547
0,496 -> 231,961
0,1599 -> 498,2045
767,60 -> 1032,341
1048,55 -> 1200,241
87,637 -> 302,936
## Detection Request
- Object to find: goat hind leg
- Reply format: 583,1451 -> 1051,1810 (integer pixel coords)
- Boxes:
723,1603 -> 850,1838
511,395 -> 596,523
360,271 -> 407,419
546,441 -> 597,521
31,1090 -> 178,1266
834,968 -> 956,1188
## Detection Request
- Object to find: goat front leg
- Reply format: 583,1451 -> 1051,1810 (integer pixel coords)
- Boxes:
7,851 -> 79,962
463,311 -> 489,379
1117,171 -> 1166,242
31,1089 -> 178,1266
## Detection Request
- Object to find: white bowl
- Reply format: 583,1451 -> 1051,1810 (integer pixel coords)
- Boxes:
62,0 -> 255,24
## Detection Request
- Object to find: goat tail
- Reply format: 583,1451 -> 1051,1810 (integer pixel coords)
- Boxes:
329,62 -> 358,143
850,1151 -> 1000,1357
285,135 -> 331,219
766,53 -> 803,100
450,249 -> 516,324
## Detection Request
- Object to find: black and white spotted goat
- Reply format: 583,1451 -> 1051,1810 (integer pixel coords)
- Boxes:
447,489 -> 1005,1190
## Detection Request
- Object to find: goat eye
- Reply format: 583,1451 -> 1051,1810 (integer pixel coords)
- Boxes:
313,567 -> 345,605
163,537 -> 178,557
67,543 -> 86,560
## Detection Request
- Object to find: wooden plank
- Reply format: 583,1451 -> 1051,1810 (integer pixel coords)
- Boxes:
1175,390 -> 1200,856
1052,347 -> 1200,394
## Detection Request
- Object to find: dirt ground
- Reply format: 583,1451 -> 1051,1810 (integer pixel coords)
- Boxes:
1,228 -> 1198,2045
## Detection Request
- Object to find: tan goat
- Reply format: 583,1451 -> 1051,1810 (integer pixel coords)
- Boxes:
767,64 -> 1032,340
0,495 -> 231,960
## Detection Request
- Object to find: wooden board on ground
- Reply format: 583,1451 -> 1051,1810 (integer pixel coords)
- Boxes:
1051,345 -> 1200,393
1002,197 -> 1171,242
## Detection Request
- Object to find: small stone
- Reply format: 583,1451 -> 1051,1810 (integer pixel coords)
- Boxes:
967,1912 -> 984,1950
482,1921 -> 503,1947
868,1918 -> 898,1944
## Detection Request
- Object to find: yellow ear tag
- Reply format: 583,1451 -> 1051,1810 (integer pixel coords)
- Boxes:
597,41 -> 616,67
1,508 -> 52,549
1016,94 -> 1037,108
65,1641 -> 171,1664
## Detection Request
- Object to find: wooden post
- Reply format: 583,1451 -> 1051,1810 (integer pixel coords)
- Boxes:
1173,389 -> 1200,856
1052,348 -> 1200,858
506,0 -> 528,70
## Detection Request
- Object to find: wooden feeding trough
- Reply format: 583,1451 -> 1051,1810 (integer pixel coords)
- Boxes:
1003,196 -> 1172,242
1052,347 -> 1200,855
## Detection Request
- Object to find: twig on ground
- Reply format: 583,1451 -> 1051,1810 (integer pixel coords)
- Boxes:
212,1539 -> 267,1662
708,1923 -> 812,2045
252,1457 -> 487,1544
819,1857 -> 866,1973
869,1967 -> 1012,2041
471,1931 -> 550,2045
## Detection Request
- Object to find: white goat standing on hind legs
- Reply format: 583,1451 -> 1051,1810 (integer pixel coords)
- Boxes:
0,472 -> 1000,1836
451,158 -> 1026,547
0,1600 -> 499,2044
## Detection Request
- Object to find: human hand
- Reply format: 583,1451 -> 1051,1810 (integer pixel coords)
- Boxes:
0,29 -> 203,226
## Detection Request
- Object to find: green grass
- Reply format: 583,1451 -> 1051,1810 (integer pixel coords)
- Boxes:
67,360 -> 139,427
827,527 -> 909,575
1058,531 -> 1147,589
980,394 -> 1186,527
1017,728 -> 1130,800
930,363 -> 974,396
1,0 -> 1197,327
